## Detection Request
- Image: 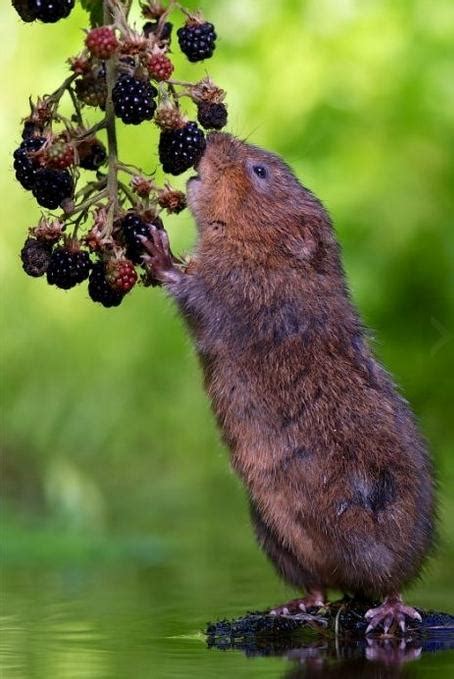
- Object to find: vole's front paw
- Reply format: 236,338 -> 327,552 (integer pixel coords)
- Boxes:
139,225 -> 183,286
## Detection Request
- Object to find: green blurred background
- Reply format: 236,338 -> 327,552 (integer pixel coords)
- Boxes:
1,0 -> 453,676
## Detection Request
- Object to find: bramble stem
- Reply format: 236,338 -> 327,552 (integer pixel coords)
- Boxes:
103,0 -> 119,238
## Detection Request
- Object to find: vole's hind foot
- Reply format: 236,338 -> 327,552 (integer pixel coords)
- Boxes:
269,589 -> 326,616
139,225 -> 184,286
365,594 -> 422,635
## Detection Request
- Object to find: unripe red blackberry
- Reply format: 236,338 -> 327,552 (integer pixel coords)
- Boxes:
88,261 -> 124,307
20,237 -> 53,277
32,168 -> 74,209
13,136 -> 46,191
158,121 -> 206,175
112,75 -> 158,125
47,246 -> 91,289
85,26 -> 119,60
105,259 -> 138,293
146,53 -> 174,82
40,140 -> 75,170
119,212 -> 161,264
177,19 -> 216,62
78,139 -> 107,171
197,101 -> 228,130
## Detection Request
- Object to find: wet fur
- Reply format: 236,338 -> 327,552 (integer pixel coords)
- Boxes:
165,133 -> 435,599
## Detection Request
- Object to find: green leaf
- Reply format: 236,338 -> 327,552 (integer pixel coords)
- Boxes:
80,0 -> 104,27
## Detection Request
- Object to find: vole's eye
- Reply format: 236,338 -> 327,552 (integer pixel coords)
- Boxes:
252,165 -> 267,179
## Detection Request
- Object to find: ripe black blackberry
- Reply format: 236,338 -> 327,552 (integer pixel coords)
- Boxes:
79,140 -> 107,171
22,121 -> 43,139
197,102 -> 228,130
32,0 -> 75,23
13,136 -> 46,190
20,237 -> 53,277
47,247 -> 91,289
32,168 -> 74,209
158,121 -> 206,175
88,261 -> 124,308
120,212 -> 163,264
143,20 -> 173,42
12,0 -> 37,22
112,76 -> 158,125
177,20 -> 216,62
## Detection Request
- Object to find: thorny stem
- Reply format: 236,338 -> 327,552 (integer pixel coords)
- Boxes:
104,0 -> 120,238
47,74 -> 78,104
67,86 -> 84,126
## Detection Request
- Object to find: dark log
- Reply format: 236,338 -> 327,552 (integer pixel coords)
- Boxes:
206,600 -> 454,662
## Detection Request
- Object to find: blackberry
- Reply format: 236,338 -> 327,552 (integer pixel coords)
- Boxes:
32,168 -> 74,209
20,237 -> 52,277
146,53 -> 174,82
105,259 -> 137,293
88,261 -> 124,307
47,247 -> 91,289
13,136 -> 46,190
12,0 -> 37,22
32,0 -> 75,23
22,121 -> 43,139
177,21 -> 216,62
85,26 -> 118,60
75,70 -> 107,109
197,101 -> 228,130
158,121 -> 206,175
79,140 -> 107,171
112,76 -> 158,125
143,20 -> 172,42
120,212 -> 163,264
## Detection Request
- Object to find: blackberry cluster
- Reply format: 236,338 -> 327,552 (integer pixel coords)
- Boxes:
112,76 -> 158,125
13,0 -> 75,23
88,262 -> 124,308
177,21 -> 216,62
14,2 -> 226,309
46,247 -> 91,289
159,122 -> 206,175
197,102 -> 228,130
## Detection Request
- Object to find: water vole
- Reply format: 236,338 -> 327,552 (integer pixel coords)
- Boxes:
141,132 -> 435,634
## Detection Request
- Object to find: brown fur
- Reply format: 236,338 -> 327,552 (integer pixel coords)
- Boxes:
158,132 -> 435,600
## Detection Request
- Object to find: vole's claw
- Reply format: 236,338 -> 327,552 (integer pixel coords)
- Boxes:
139,227 -> 184,286
365,595 -> 422,636
269,592 -> 326,617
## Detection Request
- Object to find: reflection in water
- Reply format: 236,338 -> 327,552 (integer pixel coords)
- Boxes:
208,626 -> 454,678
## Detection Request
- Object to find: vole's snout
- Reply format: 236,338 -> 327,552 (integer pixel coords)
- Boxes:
201,131 -> 240,171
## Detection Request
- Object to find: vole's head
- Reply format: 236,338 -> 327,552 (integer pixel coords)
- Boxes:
186,132 -> 332,254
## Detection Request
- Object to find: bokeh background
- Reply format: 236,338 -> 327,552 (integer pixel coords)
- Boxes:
1,0 -> 453,677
